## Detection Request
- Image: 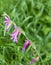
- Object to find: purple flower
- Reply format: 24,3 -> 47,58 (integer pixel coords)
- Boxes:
30,57 -> 39,64
4,15 -> 12,31
10,25 -> 21,43
22,40 -> 31,52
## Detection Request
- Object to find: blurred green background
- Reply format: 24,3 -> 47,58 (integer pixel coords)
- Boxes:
0,0 -> 51,65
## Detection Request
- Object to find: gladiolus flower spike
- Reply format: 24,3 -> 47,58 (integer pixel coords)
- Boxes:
30,57 -> 39,64
22,40 -> 31,52
10,25 -> 21,43
4,15 -> 12,31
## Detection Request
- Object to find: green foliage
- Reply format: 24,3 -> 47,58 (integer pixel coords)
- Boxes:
0,0 -> 51,65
